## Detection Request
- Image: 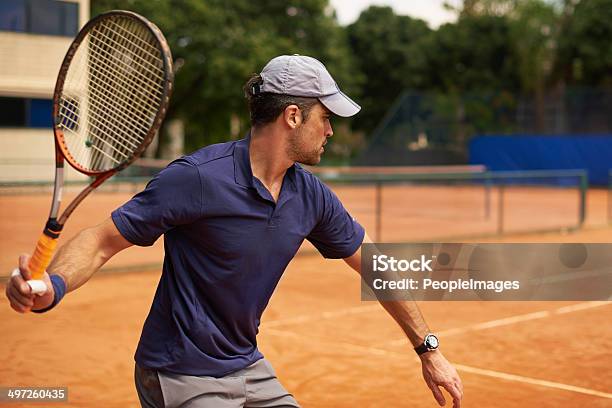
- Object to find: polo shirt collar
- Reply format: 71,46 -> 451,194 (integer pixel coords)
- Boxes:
233,131 -> 298,194
234,133 -> 253,188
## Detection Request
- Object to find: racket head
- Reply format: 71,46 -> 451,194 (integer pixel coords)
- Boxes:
52,10 -> 174,176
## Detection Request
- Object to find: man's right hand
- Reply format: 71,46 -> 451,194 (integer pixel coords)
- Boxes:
5,254 -> 54,313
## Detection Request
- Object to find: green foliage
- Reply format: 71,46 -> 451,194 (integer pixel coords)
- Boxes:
555,0 -> 612,86
90,0 -> 612,158
91,0 -> 358,154
506,1 -> 559,92
346,6 -> 431,133
423,15 -> 520,92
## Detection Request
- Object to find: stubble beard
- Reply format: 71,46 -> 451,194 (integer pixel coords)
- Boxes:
286,125 -> 322,166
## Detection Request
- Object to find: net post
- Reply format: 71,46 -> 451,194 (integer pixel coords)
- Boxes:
608,170 -> 612,225
375,181 -> 382,242
578,170 -> 588,228
497,183 -> 504,235
484,171 -> 492,220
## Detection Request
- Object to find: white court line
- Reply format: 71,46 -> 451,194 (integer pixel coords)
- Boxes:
555,301 -> 610,314
266,328 -> 392,356
264,328 -> 612,400
468,310 -> 551,330
386,301 -> 611,347
264,304 -> 380,328
453,364 -> 612,399
387,311 -> 552,347
264,301 -> 610,345
534,268 -> 611,284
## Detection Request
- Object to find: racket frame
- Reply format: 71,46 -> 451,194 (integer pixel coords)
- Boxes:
29,10 -> 174,280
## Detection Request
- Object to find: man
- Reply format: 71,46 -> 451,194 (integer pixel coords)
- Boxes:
7,55 -> 463,408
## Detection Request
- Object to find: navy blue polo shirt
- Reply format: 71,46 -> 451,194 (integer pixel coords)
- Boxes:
111,135 -> 365,377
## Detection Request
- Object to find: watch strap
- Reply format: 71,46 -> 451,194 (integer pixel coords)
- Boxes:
414,342 -> 430,355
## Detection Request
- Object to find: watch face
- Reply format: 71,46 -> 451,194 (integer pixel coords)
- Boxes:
426,334 -> 439,349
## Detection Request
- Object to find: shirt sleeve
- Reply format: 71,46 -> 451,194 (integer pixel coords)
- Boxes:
306,178 -> 365,259
111,158 -> 203,246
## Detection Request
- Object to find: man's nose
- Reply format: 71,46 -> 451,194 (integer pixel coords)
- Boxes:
325,122 -> 333,138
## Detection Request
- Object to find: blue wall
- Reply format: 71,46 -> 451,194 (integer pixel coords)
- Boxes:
469,135 -> 612,185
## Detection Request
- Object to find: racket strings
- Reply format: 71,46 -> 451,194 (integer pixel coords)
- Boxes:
62,37 -> 142,168
104,19 -> 165,77
65,57 -> 154,144
59,96 -> 139,152
63,41 -> 155,170
86,20 -> 162,169
87,26 -> 164,99
59,15 -> 167,172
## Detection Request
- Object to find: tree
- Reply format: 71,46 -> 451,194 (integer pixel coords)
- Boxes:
423,14 -> 519,92
347,6 -> 432,134
553,0 -> 612,87
91,0 -> 358,156
442,0 -> 561,132
507,1 -> 560,132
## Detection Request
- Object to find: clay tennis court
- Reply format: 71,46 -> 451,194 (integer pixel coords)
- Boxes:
1,184 -> 611,407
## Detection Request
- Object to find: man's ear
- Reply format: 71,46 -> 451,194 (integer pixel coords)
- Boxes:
283,105 -> 302,129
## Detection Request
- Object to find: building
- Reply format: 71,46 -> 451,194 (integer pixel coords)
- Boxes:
0,0 -> 89,181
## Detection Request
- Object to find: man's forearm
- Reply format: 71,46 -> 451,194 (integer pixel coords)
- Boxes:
344,235 -> 464,406
47,218 -> 132,292
343,234 -> 431,347
378,300 -> 430,347
48,228 -> 108,292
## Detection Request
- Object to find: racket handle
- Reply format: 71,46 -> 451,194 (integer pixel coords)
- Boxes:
28,233 -> 59,280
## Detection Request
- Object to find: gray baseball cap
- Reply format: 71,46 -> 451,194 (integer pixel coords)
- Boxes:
258,55 -> 361,117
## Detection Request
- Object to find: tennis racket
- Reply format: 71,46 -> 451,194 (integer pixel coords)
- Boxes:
24,10 -> 174,292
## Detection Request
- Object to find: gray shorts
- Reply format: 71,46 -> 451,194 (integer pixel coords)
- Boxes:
134,359 -> 300,408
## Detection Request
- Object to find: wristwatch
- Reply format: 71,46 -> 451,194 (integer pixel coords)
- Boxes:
414,333 -> 439,355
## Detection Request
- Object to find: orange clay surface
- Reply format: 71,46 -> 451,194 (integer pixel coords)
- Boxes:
0,184 -> 609,275
0,185 -> 611,407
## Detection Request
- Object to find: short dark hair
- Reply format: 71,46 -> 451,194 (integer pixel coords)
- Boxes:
243,73 -> 319,127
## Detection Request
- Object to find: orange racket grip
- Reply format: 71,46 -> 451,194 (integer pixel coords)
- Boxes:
28,233 -> 59,280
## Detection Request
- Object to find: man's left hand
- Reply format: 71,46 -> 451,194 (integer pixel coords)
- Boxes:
420,350 -> 463,407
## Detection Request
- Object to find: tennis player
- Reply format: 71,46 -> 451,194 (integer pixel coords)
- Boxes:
7,55 -> 463,408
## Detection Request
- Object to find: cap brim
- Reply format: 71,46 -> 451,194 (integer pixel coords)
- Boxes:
319,91 -> 361,117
